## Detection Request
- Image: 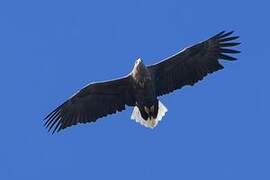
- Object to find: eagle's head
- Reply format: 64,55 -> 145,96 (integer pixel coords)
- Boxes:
132,58 -> 150,84
135,58 -> 143,66
133,58 -> 146,73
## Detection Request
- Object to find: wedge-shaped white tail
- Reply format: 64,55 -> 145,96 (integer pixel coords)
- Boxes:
131,101 -> 168,128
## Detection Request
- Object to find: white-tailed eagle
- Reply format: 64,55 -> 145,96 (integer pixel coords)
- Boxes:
44,31 -> 240,133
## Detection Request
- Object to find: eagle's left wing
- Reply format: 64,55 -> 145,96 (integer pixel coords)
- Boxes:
148,31 -> 240,96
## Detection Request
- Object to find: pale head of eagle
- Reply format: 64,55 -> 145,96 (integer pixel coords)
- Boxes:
132,58 -> 150,84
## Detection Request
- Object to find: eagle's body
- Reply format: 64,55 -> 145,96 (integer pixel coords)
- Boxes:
44,31 -> 240,133
131,58 -> 165,128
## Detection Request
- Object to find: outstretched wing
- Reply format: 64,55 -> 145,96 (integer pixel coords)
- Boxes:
44,75 -> 135,133
148,31 -> 240,96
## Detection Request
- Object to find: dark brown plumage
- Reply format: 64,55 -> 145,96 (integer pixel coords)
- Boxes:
149,31 -> 240,96
44,76 -> 135,133
44,31 -> 240,133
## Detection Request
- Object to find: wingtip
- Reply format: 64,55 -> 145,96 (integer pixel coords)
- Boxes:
219,36 -> 240,42
220,48 -> 241,54
219,30 -> 226,35
219,31 -> 234,38
212,30 -> 237,40
212,31 -> 225,39
219,54 -> 238,61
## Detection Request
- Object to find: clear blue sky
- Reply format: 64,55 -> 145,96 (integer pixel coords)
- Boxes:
0,0 -> 269,179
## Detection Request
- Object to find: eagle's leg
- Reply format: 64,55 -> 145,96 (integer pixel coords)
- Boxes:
131,100 -> 167,128
138,106 -> 149,120
141,99 -> 159,120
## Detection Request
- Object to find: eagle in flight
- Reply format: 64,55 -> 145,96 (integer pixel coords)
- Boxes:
44,31 -> 240,133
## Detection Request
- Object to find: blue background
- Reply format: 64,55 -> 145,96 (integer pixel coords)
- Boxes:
0,0 -> 269,179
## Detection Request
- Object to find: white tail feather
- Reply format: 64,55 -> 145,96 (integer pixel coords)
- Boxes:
131,101 -> 168,128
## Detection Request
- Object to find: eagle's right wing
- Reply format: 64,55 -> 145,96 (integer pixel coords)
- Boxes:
44,75 -> 135,133
148,31 -> 240,96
